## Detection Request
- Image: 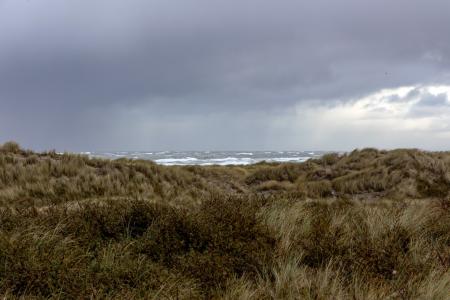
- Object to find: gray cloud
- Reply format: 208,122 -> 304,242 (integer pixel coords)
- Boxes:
407,92 -> 450,118
1,0 -> 450,150
415,93 -> 449,107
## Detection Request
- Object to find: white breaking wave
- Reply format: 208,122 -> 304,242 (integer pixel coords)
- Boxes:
206,157 -> 255,165
268,157 -> 309,163
236,152 -> 254,155
155,157 -> 198,165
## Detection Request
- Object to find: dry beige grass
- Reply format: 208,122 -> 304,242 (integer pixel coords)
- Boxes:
0,142 -> 449,299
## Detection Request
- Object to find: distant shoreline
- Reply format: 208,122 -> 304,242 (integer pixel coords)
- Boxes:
81,150 -> 327,166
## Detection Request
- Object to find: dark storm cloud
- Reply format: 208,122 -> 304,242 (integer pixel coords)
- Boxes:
1,0 -> 450,150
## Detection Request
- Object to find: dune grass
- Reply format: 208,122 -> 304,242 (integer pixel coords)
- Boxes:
0,142 -> 449,299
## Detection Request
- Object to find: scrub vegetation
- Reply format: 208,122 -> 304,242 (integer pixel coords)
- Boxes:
1,141 -> 449,299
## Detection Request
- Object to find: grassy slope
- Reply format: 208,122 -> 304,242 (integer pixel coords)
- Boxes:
0,142 -> 449,299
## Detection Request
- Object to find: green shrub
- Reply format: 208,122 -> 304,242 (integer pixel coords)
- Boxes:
135,195 -> 275,288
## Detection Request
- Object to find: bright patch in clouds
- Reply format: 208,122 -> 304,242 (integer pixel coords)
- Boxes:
274,85 -> 450,150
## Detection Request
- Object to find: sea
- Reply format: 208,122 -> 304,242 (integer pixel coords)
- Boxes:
82,151 -> 326,166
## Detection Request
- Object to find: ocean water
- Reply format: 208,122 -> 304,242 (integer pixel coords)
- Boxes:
82,151 -> 325,166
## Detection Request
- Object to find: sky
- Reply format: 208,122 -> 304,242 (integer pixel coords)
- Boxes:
1,0 -> 450,151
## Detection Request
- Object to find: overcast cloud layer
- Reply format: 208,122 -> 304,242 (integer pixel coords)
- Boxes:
1,0 -> 450,151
